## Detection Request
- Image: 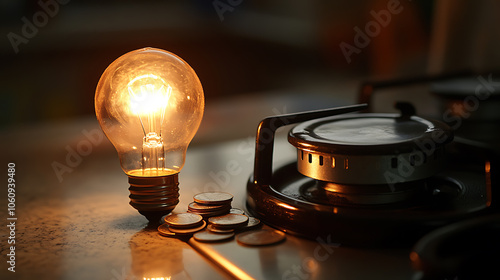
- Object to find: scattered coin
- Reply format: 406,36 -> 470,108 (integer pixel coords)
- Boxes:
237,217 -> 261,231
209,214 -> 249,229
157,223 -> 177,237
168,221 -> 207,235
164,213 -> 203,229
229,208 -> 245,215
193,230 -> 234,242
207,224 -> 234,234
236,229 -> 286,246
194,192 -> 233,205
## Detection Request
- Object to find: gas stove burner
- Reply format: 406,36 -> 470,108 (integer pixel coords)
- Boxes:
246,104 -> 495,246
288,113 -> 452,185
302,179 -> 428,206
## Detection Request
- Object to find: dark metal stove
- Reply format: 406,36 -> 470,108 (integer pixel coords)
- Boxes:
247,102 -> 492,246
192,74 -> 500,280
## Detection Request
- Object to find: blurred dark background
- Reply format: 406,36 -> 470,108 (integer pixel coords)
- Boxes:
1,0 -> 500,143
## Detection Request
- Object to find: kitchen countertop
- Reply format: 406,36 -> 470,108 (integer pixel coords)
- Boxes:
0,117 -> 238,280
0,116 -> 415,280
1,86 -> 420,279
0,103 -> 309,279
0,88 -> 351,280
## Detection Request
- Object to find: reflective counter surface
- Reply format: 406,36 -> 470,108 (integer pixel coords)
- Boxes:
1,92 -> 414,280
1,118 -> 234,280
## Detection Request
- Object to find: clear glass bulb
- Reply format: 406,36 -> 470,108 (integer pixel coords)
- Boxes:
95,47 -> 204,220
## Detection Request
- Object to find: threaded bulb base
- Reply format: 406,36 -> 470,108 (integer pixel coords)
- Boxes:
128,173 -> 179,223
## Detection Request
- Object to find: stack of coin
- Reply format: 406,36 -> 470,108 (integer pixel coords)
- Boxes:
159,213 -> 206,237
158,192 -> 263,240
195,214 -> 263,243
187,192 -> 233,218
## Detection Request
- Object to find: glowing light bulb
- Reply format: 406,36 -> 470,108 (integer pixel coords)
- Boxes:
95,47 -> 204,221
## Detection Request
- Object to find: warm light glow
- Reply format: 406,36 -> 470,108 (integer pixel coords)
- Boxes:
277,202 -> 299,211
305,258 -> 319,272
324,184 -> 343,193
409,251 -> 419,262
95,47 -> 204,177
128,74 -> 172,116
190,242 -> 253,280
143,277 -> 171,280
485,160 -> 492,207
128,168 -> 178,177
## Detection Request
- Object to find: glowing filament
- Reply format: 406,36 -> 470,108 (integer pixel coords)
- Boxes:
127,74 -> 172,175
128,74 -> 172,116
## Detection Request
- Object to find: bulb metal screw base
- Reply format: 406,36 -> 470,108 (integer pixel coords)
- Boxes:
128,173 -> 180,223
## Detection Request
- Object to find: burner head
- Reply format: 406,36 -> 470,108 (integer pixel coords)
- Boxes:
288,113 -> 453,185
247,105 -> 492,246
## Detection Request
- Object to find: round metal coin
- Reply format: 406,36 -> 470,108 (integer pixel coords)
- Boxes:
193,230 -> 234,242
188,202 -> 230,212
157,223 -> 177,237
207,224 -> 234,234
229,208 -> 245,215
236,229 -> 286,246
208,214 -> 248,229
195,208 -> 231,219
168,220 -> 207,235
164,213 -> 203,228
194,192 -> 233,205
237,217 -> 261,231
